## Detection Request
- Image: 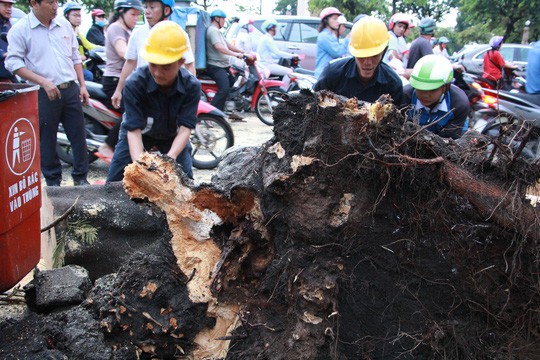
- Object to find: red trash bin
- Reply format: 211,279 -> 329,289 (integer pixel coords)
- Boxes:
0,83 -> 41,292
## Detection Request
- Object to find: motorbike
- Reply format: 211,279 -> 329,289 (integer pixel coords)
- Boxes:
473,86 -> 540,161
467,67 -> 527,93
453,71 -> 489,129
57,81 -> 234,170
276,56 -> 317,92
198,56 -> 286,126
84,47 -> 107,84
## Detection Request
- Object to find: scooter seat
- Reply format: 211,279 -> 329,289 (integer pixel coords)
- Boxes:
86,81 -> 109,101
511,92 -> 540,107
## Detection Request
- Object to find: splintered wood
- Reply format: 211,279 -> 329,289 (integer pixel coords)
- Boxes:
123,153 -> 254,357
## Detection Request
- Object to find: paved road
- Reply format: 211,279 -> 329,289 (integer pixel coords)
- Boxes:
57,113 -> 274,186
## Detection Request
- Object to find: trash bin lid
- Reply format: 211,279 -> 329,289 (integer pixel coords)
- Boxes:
0,90 -> 17,103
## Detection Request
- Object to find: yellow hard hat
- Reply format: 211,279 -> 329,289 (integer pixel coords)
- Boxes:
348,16 -> 390,58
141,21 -> 188,65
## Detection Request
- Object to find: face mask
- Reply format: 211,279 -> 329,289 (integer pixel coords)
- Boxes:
96,20 -> 107,27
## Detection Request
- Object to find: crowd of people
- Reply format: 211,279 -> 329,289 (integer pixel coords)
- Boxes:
1,1 -> 539,187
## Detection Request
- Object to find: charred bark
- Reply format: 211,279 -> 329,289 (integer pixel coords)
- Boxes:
2,90 -> 540,360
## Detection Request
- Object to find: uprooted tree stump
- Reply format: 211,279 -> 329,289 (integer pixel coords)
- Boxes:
2,90 -> 540,359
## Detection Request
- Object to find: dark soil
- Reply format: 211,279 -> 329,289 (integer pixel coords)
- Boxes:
1,90 -> 540,359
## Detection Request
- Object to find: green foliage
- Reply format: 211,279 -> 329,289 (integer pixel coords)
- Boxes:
395,0 -> 459,22
308,0 -> 390,22
53,219 -> 98,268
14,0 -> 114,15
275,0 -> 297,15
459,0 -> 539,43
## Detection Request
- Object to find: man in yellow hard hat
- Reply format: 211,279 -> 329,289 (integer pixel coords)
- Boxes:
314,16 -> 404,105
107,21 -> 201,182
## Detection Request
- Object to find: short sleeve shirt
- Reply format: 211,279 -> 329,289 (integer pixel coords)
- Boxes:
407,37 -> 433,69
483,50 -> 505,81
104,22 -> 131,77
206,25 -> 230,68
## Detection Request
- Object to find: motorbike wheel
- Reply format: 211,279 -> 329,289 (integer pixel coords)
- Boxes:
255,87 -> 286,126
56,143 -> 99,165
191,114 -> 234,169
482,116 -> 540,160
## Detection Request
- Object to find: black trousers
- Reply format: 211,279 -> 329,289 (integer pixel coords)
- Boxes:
205,65 -> 234,111
38,84 -> 88,185
101,75 -> 121,148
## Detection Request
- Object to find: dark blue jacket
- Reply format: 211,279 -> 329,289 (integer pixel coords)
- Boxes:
404,84 -> 470,139
314,56 -> 404,105
122,66 -> 201,140
0,17 -> 14,80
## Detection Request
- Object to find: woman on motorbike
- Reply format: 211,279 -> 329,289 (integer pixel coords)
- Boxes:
482,35 -> 518,90
256,18 -> 298,89
87,9 -> 107,46
315,7 -> 350,79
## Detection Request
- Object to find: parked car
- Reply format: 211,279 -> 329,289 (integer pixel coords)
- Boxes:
225,15 -> 352,71
453,43 -> 531,77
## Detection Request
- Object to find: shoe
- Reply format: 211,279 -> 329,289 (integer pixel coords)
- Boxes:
228,111 -> 246,122
73,179 -> 90,186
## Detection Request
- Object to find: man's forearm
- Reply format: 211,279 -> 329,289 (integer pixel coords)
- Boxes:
127,129 -> 145,161
167,126 -> 191,159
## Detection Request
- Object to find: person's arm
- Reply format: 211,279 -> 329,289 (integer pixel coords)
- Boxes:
440,86 -> 469,139
184,62 -> 196,76
78,30 -> 98,51
74,63 -> 89,104
166,126 -> 191,159
14,67 -> 60,100
113,38 -> 128,59
319,32 -> 349,58
265,36 -> 296,59
213,42 -> 244,60
126,128 -> 145,160
112,59 -> 137,109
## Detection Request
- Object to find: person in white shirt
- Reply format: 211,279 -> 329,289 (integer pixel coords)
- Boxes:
433,36 -> 450,59
256,18 -> 298,88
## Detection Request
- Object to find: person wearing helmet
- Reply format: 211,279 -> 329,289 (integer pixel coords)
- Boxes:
483,35 -> 518,90
384,13 -> 409,65
235,18 -> 255,52
256,18 -> 298,89
314,16 -> 404,105
87,8 -> 107,46
102,0 -> 195,162
406,17 -> 436,69
107,21 -> 200,182
352,14 -> 367,24
433,36 -> 450,58
404,55 -> 470,139
6,0 -> 90,186
206,9 -> 252,120
0,0 -> 15,82
63,2 -> 99,81
314,7 -> 350,79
